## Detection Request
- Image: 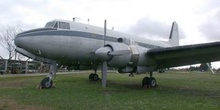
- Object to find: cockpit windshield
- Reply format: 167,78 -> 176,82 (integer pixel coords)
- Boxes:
45,21 -> 70,29
45,21 -> 56,28
58,22 -> 70,29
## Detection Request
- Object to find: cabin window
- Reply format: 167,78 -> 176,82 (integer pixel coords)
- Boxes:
58,22 -> 70,29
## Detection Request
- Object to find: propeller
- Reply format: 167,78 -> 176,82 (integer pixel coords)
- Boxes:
98,20 -> 132,88
102,19 -> 108,88
96,47 -> 131,88
102,61 -> 107,88
95,47 -> 131,60
108,50 -> 131,56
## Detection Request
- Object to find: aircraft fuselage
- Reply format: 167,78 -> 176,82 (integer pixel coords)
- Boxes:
15,19 -> 172,70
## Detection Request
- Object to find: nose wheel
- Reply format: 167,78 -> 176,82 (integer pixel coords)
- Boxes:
40,77 -> 53,89
38,63 -> 56,89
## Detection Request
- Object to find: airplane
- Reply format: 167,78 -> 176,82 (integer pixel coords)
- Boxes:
14,19 -> 220,89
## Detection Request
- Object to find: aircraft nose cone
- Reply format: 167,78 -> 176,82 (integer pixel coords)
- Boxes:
14,35 -> 31,49
14,36 -> 20,47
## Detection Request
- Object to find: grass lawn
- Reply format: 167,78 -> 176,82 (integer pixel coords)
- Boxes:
0,71 -> 220,110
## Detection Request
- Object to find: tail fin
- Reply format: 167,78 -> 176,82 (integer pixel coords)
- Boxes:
168,21 -> 179,46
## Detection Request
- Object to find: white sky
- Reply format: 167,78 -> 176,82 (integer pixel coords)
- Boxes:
0,0 -> 220,68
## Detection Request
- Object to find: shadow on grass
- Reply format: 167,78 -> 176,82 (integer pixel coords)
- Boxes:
104,80 -> 220,100
107,80 -> 152,90
37,74 -> 220,101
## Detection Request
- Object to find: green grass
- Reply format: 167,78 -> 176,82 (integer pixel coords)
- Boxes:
0,72 -> 220,110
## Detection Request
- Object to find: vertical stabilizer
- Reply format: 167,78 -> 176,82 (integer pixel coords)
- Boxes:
169,21 -> 179,46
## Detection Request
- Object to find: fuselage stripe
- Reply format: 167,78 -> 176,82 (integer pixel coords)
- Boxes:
17,30 -> 162,49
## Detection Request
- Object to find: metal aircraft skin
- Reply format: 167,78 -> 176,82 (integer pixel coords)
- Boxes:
14,19 -> 220,89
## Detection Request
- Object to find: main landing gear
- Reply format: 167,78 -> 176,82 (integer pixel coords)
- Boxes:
39,63 -> 56,89
89,69 -> 100,81
129,73 -> 134,77
142,72 -> 157,88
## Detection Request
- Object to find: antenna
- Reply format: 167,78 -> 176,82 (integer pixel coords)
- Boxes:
104,19 -> 107,46
72,17 -> 82,22
87,19 -> 90,24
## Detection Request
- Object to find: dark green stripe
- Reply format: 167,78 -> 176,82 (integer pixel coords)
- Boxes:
17,30 -> 162,48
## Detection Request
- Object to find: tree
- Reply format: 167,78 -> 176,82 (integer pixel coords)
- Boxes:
0,25 -> 22,60
0,25 -> 23,73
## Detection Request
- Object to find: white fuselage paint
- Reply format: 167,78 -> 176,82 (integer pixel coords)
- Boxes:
15,19 -> 172,69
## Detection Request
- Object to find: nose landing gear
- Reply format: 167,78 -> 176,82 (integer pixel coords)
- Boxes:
38,63 -> 56,89
41,77 -> 53,89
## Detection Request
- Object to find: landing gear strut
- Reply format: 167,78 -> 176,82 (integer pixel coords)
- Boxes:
89,69 -> 100,81
39,63 -> 56,89
142,72 -> 157,88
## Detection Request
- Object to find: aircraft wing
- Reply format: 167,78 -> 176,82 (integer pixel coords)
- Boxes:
147,41 -> 220,69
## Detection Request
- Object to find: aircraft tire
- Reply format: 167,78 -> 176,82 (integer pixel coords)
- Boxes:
142,77 -> 150,87
41,77 -> 53,89
89,73 -> 95,81
149,77 -> 157,88
92,74 -> 100,81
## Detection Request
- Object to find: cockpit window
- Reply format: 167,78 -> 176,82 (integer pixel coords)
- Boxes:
45,21 -> 70,29
59,22 -> 70,29
54,22 -> 58,28
45,21 -> 55,28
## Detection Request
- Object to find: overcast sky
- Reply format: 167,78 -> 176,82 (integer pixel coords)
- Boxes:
1,0 -> 220,67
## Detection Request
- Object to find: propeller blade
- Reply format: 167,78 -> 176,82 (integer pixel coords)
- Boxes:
104,19 -> 107,46
101,61 -> 108,88
101,20 -> 108,89
108,50 -> 131,56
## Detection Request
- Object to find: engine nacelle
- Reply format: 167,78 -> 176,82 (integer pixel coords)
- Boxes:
95,42 -> 140,68
105,43 -> 132,68
95,42 -> 157,72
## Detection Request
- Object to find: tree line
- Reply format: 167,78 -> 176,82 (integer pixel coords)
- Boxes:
0,25 -> 23,60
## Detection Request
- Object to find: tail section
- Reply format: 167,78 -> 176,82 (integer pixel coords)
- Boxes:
168,21 -> 179,46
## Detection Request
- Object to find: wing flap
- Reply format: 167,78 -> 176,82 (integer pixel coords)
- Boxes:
147,42 -> 220,69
